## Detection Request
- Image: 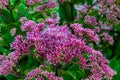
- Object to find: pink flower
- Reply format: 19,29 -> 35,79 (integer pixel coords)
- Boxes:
0,55 -> 7,63
84,15 -> 97,26
59,0 -> 66,3
46,18 -> 56,24
0,0 -> 8,9
10,35 -> 23,51
76,4 -> 89,14
78,55 -> 87,69
21,20 -> 36,32
107,0 -> 115,4
8,50 -> 21,62
26,0 -> 35,6
70,23 -> 99,43
0,60 -> 15,75
100,32 -> 114,45
25,67 -> 63,80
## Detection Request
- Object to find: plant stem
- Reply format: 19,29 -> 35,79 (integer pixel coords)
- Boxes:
82,0 -> 98,20
55,65 -> 58,76
12,70 -> 23,78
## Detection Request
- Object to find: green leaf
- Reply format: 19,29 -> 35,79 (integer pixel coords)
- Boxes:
114,41 -> 120,58
0,15 -> 6,23
58,70 -> 75,80
72,57 -> 78,62
68,64 -> 85,79
15,3 -> 27,20
112,65 -> 120,80
109,58 -> 120,80
0,38 -> 8,47
68,64 -> 80,71
2,33 -> 14,45
70,0 -> 82,4
0,75 -> 6,80
6,74 -> 18,80
0,46 -> 10,55
64,3 -> 72,21
103,48 -> 112,59
59,2 -> 77,24
42,0 -> 46,3
59,5 -> 67,23
113,24 -> 120,31
109,58 -> 119,68
61,64 -> 85,80
86,0 -> 93,5
18,55 -> 39,73
0,9 -> 13,23
63,62 -> 73,70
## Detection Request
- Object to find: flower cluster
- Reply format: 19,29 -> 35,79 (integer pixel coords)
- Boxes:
0,0 -> 118,80
0,55 -> 7,63
98,21 -> 112,31
84,15 -> 97,26
25,0 -> 56,12
0,59 -> 15,75
70,23 -> 98,43
100,32 -> 114,45
26,0 -> 42,6
75,4 -> 89,21
0,17 -> 116,80
75,0 -> 120,25
35,0 -> 56,12
23,18 -> 116,79
58,0 -> 67,3
75,4 -> 89,14
74,0 -> 115,46
98,0 -> 120,24
25,67 -> 63,80
89,55 -> 116,80
0,0 -> 8,9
